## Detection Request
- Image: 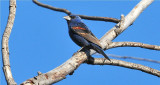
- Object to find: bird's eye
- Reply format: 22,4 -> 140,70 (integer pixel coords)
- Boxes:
70,16 -> 76,19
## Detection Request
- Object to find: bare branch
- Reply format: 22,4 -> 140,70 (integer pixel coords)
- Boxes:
21,0 -> 156,84
2,0 -> 17,85
108,54 -> 160,64
32,0 -> 120,23
77,15 -> 120,23
33,0 -> 71,15
21,52 -> 88,85
107,42 -> 160,50
21,52 -> 160,85
100,0 -> 154,48
86,58 -> 160,77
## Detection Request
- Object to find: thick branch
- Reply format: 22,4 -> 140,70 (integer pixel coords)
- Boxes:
32,0 -> 119,23
100,0 -> 154,48
2,0 -> 17,85
107,42 -> 160,50
86,58 -> 160,77
21,52 -> 160,85
21,52 -> 88,85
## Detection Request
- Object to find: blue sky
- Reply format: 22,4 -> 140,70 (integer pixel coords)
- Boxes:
1,0 -> 160,85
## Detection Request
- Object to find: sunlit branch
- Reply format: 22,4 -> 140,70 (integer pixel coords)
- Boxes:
21,52 -> 88,85
86,58 -> 160,77
100,0 -> 154,47
2,0 -> 17,85
107,42 -> 160,50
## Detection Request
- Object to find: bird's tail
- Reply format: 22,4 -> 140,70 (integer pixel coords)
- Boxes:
90,43 -> 110,61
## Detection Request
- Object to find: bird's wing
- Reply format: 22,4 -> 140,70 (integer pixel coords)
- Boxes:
71,26 -> 102,48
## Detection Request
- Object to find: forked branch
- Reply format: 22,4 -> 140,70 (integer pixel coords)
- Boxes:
21,0 -> 156,85
100,0 -> 154,45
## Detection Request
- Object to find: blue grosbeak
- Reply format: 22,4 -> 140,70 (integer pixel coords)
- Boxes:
64,15 -> 110,61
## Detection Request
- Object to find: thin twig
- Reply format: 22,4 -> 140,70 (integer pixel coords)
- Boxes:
2,0 -> 17,85
77,15 -> 120,23
107,54 -> 160,64
107,42 -> 160,50
32,0 -> 120,23
86,58 -> 160,77
33,0 -> 71,15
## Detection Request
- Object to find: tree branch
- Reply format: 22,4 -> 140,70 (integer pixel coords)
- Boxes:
32,0 -> 120,23
107,54 -> 160,64
86,58 -> 160,77
21,52 -> 88,85
2,0 -> 17,85
33,0 -> 71,15
21,0 -> 156,84
77,15 -> 120,23
100,0 -> 154,48
107,42 -> 160,50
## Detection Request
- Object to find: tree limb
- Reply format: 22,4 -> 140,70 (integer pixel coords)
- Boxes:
20,0 -> 156,84
32,0 -> 120,23
21,52 -> 88,85
86,58 -> 160,77
2,0 -> 17,85
100,0 -> 154,48
107,42 -> 160,50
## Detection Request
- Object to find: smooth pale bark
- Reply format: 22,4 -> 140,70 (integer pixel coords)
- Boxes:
2,0 -> 17,85
107,42 -> 160,50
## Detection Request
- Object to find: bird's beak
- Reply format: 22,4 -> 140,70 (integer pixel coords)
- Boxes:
63,16 -> 71,21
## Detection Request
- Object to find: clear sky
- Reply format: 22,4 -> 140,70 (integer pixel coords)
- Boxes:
1,0 -> 160,85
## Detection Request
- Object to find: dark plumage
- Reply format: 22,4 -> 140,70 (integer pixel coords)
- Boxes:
64,14 -> 110,61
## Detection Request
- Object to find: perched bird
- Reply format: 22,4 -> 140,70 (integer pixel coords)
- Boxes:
64,14 -> 110,61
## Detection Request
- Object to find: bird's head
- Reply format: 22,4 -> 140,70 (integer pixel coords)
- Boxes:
63,15 -> 82,23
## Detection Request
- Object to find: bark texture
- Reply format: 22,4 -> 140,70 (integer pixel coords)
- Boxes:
2,0 -> 17,85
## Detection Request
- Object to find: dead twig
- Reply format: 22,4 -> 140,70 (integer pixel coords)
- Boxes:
32,0 -> 120,23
